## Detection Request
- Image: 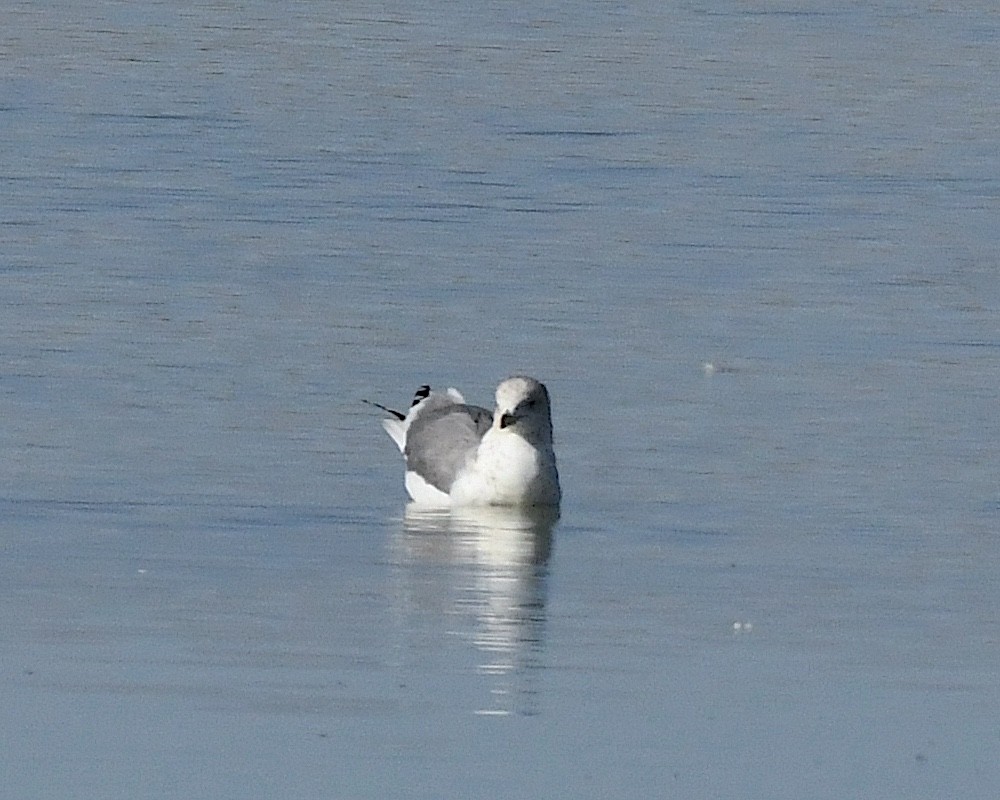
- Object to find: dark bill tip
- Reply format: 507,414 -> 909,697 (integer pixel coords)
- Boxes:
499,412 -> 516,429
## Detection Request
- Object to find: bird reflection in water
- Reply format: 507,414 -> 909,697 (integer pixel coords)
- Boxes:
390,505 -> 557,717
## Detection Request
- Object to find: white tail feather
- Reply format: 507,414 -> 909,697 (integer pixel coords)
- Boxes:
381,418 -> 407,453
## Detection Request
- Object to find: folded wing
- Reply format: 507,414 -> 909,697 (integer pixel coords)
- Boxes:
405,403 -> 493,493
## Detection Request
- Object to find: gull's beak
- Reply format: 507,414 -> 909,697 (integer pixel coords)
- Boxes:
499,412 -> 517,429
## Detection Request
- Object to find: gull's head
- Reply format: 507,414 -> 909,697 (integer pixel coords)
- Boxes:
494,376 -> 554,443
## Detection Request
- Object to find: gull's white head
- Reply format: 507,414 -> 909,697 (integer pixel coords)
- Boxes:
493,376 -> 554,444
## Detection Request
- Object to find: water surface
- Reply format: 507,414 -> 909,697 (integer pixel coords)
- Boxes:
3,2 -> 1000,798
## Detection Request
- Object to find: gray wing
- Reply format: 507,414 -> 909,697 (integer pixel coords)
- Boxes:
404,404 -> 493,493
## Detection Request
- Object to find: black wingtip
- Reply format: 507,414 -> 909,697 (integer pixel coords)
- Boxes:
411,385 -> 431,407
362,399 -> 406,420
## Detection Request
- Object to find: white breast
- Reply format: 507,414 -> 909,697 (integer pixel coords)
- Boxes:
450,428 -> 559,507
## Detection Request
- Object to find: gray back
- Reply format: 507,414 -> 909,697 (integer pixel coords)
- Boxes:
404,404 -> 493,492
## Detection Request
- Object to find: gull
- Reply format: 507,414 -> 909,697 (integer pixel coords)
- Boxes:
367,376 -> 561,508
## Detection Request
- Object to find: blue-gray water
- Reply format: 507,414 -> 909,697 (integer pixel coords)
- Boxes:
3,2 -> 999,798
